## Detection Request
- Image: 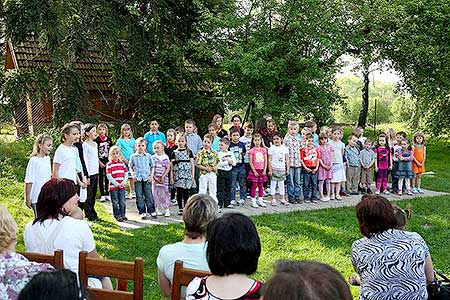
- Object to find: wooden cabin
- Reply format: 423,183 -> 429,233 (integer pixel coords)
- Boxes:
4,37 -> 130,136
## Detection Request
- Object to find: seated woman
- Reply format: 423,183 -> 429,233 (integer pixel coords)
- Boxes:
262,260 -> 352,300
23,178 -> 112,289
352,195 -> 434,300
157,194 -> 218,297
0,205 -> 53,300
186,213 -> 263,300
18,269 -> 85,300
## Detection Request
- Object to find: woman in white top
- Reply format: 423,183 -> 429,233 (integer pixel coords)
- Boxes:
24,134 -> 53,217
157,194 -> 218,297
24,178 -> 112,289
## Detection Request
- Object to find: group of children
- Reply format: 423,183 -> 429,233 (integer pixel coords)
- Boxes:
24,114 -> 427,222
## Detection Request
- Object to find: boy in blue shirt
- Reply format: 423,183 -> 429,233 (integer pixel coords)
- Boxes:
144,119 -> 166,154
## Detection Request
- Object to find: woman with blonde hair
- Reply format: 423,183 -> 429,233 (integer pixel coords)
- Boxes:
0,205 -> 53,300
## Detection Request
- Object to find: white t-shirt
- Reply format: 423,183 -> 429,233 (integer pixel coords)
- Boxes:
24,156 -> 51,204
82,142 -> 99,176
268,145 -> 289,171
24,217 -> 95,278
328,140 -> 345,164
157,242 -> 209,284
53,144 -> 78,182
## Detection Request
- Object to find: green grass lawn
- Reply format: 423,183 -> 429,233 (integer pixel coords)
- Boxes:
1,136 -> 449,300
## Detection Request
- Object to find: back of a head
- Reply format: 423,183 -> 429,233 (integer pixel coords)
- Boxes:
0,205 -> 18,253
183,194 -> 218,239
355,195 -> 397,237
18,269 -> 85,300
271,260 -> 352,300
263,272 -> 311,300
206,213 -> 261,276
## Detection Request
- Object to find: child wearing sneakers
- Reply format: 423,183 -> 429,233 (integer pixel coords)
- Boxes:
345,134 -> 361,195
300,134 -> 320,203
129,137 -> 157,220
196,134 -> 220,202
152,141 -> 172,217
374,133 -> 392,195
283,121 -> 302,204
229,127 -> 247,206
360,139 -> 376,194
106,146 -> 128,222
217,138 -> 236,208
247,133 -> 267,208
268,132 -> 290,206
395,138 -> 415,195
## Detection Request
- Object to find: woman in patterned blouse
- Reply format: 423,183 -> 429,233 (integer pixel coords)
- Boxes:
351,195 -> 435,300
0,205 -> 53,300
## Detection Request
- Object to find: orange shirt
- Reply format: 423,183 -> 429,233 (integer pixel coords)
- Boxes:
300,147 -> 321,168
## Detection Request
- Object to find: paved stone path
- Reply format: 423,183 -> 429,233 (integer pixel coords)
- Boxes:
101,188 -> 447,229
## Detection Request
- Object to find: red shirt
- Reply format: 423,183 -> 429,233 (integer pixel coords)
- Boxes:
300,146 -> 321,168
106,160 -> 127,191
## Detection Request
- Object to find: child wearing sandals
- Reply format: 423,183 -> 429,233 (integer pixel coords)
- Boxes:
395,138 -> 415,195
268,132 -> 290,206
412,132 -> 426,194
317,133 -> 333,202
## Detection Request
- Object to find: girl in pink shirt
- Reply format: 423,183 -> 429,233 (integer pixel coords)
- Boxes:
247,134 -> 267,208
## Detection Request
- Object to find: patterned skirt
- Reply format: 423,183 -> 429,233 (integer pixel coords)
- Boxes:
247,169 -> 268,183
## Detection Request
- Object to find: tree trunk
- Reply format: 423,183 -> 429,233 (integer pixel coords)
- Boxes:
357,69 -> 370,128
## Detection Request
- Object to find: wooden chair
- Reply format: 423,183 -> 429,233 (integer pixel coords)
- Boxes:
171,260 -> 211,300
19,249 -> 64,269
78,251 -> 144,300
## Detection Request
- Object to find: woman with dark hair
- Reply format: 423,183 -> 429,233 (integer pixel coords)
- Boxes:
212,114 -> 228,138
186,213 -> 263,300
352,195 -> 434,300
24,178 -> 112,289
262,260 -> 352,300
157,194 -> 218,297
255,118 -> 271,148
18,269 -> 85,300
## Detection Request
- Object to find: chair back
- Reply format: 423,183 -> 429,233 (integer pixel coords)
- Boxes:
170,260 -> 211,300
19,249 -> 64,269
78,251 -> 144,300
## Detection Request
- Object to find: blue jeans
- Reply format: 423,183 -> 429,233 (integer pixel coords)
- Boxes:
303,171 -> 318,200
134,180 -> 155,214
287,167 -> 302,201
231,165 -> 247,201
110,189 -> 126,218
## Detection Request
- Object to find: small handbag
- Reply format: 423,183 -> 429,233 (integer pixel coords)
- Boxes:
428,270 -> 450,300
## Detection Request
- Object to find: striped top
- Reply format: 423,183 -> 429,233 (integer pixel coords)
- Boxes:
106,160 -> 128,191
351,228 -> 430,300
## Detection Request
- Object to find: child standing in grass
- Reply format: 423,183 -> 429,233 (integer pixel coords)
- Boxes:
116,124 -> 136,199
95,123 -> 113,202
374,133 -> 392,195
248,134 -> 268,208
129,138 -> 156,220
25,134 -> 53,217
268,132 -> 289,206
53,124 -> 84,187
82,124 -> 100,221
196,134 -> 219,202
317,133 -> 333,202
152,141 -> 172,217
106,146 -> 128,222
395,138 -> 415,195
412,132 -> 426,194
170,133 -> 195,215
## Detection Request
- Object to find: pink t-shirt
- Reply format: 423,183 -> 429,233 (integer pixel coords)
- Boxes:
249,147 -> 267,170
374,146 -> 390,170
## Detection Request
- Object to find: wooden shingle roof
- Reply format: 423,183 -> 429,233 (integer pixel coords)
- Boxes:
7,37 -> 112,91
